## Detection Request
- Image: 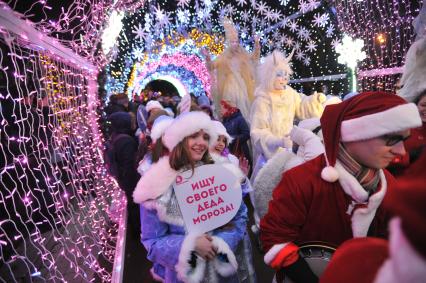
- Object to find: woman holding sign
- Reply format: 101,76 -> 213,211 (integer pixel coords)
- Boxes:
133,111 -> 253,283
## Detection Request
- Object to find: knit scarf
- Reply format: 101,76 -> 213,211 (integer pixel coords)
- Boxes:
337,143 -> 381,195
220,100 -> 239,118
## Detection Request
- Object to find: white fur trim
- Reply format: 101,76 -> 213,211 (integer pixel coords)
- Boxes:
297,118 -> 321,131
335,160 -> 370,203
211,236 -> 238,277
321,166 -> 339,182
227,154 -> 239,167
341,103 -> 422,142
163,111 -> 217,151
146,100 -> 164,112
176,233 -> 206,283
133,156 -> 178,203
334,161 -> 386,237
210,153 -> 245,183
345,170 -> 386,237
374,218 -> 426,283
323,95 -> 342,107
211,120 -> 233,145
253,151 -> 302,220
264,243 -> 288,264
150,116 -> 174,142
398,37 -> 426,103
150,267 -> 164,282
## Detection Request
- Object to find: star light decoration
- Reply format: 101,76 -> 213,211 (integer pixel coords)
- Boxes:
108,0 -> 347,98
335,35 -> 367,91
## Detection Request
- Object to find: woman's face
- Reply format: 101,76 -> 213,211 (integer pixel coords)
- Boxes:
273,69 -> 289,90
417,95 -> 426,123
186,130 -> 210,161
211,135 -> 226,154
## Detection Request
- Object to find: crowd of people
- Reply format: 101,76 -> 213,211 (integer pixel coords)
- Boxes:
103,19 -> 426,283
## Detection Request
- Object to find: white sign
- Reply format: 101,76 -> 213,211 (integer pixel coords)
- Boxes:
173,164 -> 242,234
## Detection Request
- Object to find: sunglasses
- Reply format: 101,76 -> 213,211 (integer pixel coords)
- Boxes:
380,134 -> 410,146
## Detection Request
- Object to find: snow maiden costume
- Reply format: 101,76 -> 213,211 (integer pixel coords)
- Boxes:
133,111 -> 253,283
204,18 -> 260,122
249,50 -> 326,180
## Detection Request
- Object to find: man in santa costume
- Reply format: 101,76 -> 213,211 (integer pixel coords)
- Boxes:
319,179 -> 426,283
260,91 -> 422,283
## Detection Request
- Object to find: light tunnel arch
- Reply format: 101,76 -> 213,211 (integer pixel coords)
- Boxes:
128,52 -> 211,99
134,73 -> 189,98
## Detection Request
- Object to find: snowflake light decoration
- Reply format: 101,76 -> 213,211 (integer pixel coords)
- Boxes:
335,35 -> 366,70
335,35 -> 367,91
101,10 -> 124,55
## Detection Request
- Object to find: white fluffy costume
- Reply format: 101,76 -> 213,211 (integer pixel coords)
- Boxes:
133,111 -> 254,283
253,119 -> 324,223
205,18 -> 260,122
250,50 -> 325,179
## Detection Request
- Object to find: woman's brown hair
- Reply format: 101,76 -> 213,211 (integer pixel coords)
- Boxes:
151,138 -> 169,163
169,135 -> 213,172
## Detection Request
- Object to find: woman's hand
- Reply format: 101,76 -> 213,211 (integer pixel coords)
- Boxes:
239,156 -> 250,176
194,234 -> 217,260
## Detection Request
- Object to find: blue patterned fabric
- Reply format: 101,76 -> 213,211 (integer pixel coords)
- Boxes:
140,196 -> 248,282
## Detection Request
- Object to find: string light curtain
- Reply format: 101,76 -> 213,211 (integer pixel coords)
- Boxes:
333,0 -> 422,92
0,2 -> 125,282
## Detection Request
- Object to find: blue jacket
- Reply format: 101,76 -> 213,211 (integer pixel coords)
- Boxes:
140,196 -> 248,282
222,111 -> 252,166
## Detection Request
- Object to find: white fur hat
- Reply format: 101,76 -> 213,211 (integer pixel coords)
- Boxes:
211,120 -> 233,145
163,111 -> 217,151
150,115 -> 174,142
146,100 -> 164,112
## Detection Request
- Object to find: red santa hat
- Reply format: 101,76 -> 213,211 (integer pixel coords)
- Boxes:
320,179 -> 426,283
383,179 -> 426,259
320,91 -> 421,182
320,237 -> 389,283
163,111 -> 217,151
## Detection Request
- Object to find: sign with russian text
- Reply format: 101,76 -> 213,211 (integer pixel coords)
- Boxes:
173,164 -> 242,234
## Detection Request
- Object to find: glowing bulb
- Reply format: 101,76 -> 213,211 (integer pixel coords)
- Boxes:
376,33 -> 386,44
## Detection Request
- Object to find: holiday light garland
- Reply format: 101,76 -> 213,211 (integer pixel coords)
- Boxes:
128,51 -> 211,97
0,3 -> 124,281
107,0 -> 348,98
333,0 -> 422,92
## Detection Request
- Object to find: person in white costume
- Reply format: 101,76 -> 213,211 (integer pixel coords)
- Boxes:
202,18 -> 260,122
250,50 -> 326,179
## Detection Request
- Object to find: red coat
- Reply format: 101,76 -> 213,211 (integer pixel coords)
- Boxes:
260,155 -> 394,254
388,123 -> 426,178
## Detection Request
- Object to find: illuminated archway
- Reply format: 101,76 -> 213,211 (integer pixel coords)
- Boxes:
134,73 -> 189,97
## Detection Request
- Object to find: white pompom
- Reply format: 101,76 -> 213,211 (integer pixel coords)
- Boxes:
321,166 -> 339,182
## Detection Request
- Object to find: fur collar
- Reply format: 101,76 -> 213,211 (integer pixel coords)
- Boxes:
253,150 -> 303,220
335,160 -> 387,237
133,156 -> 178,203
210,153 -> 245,182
